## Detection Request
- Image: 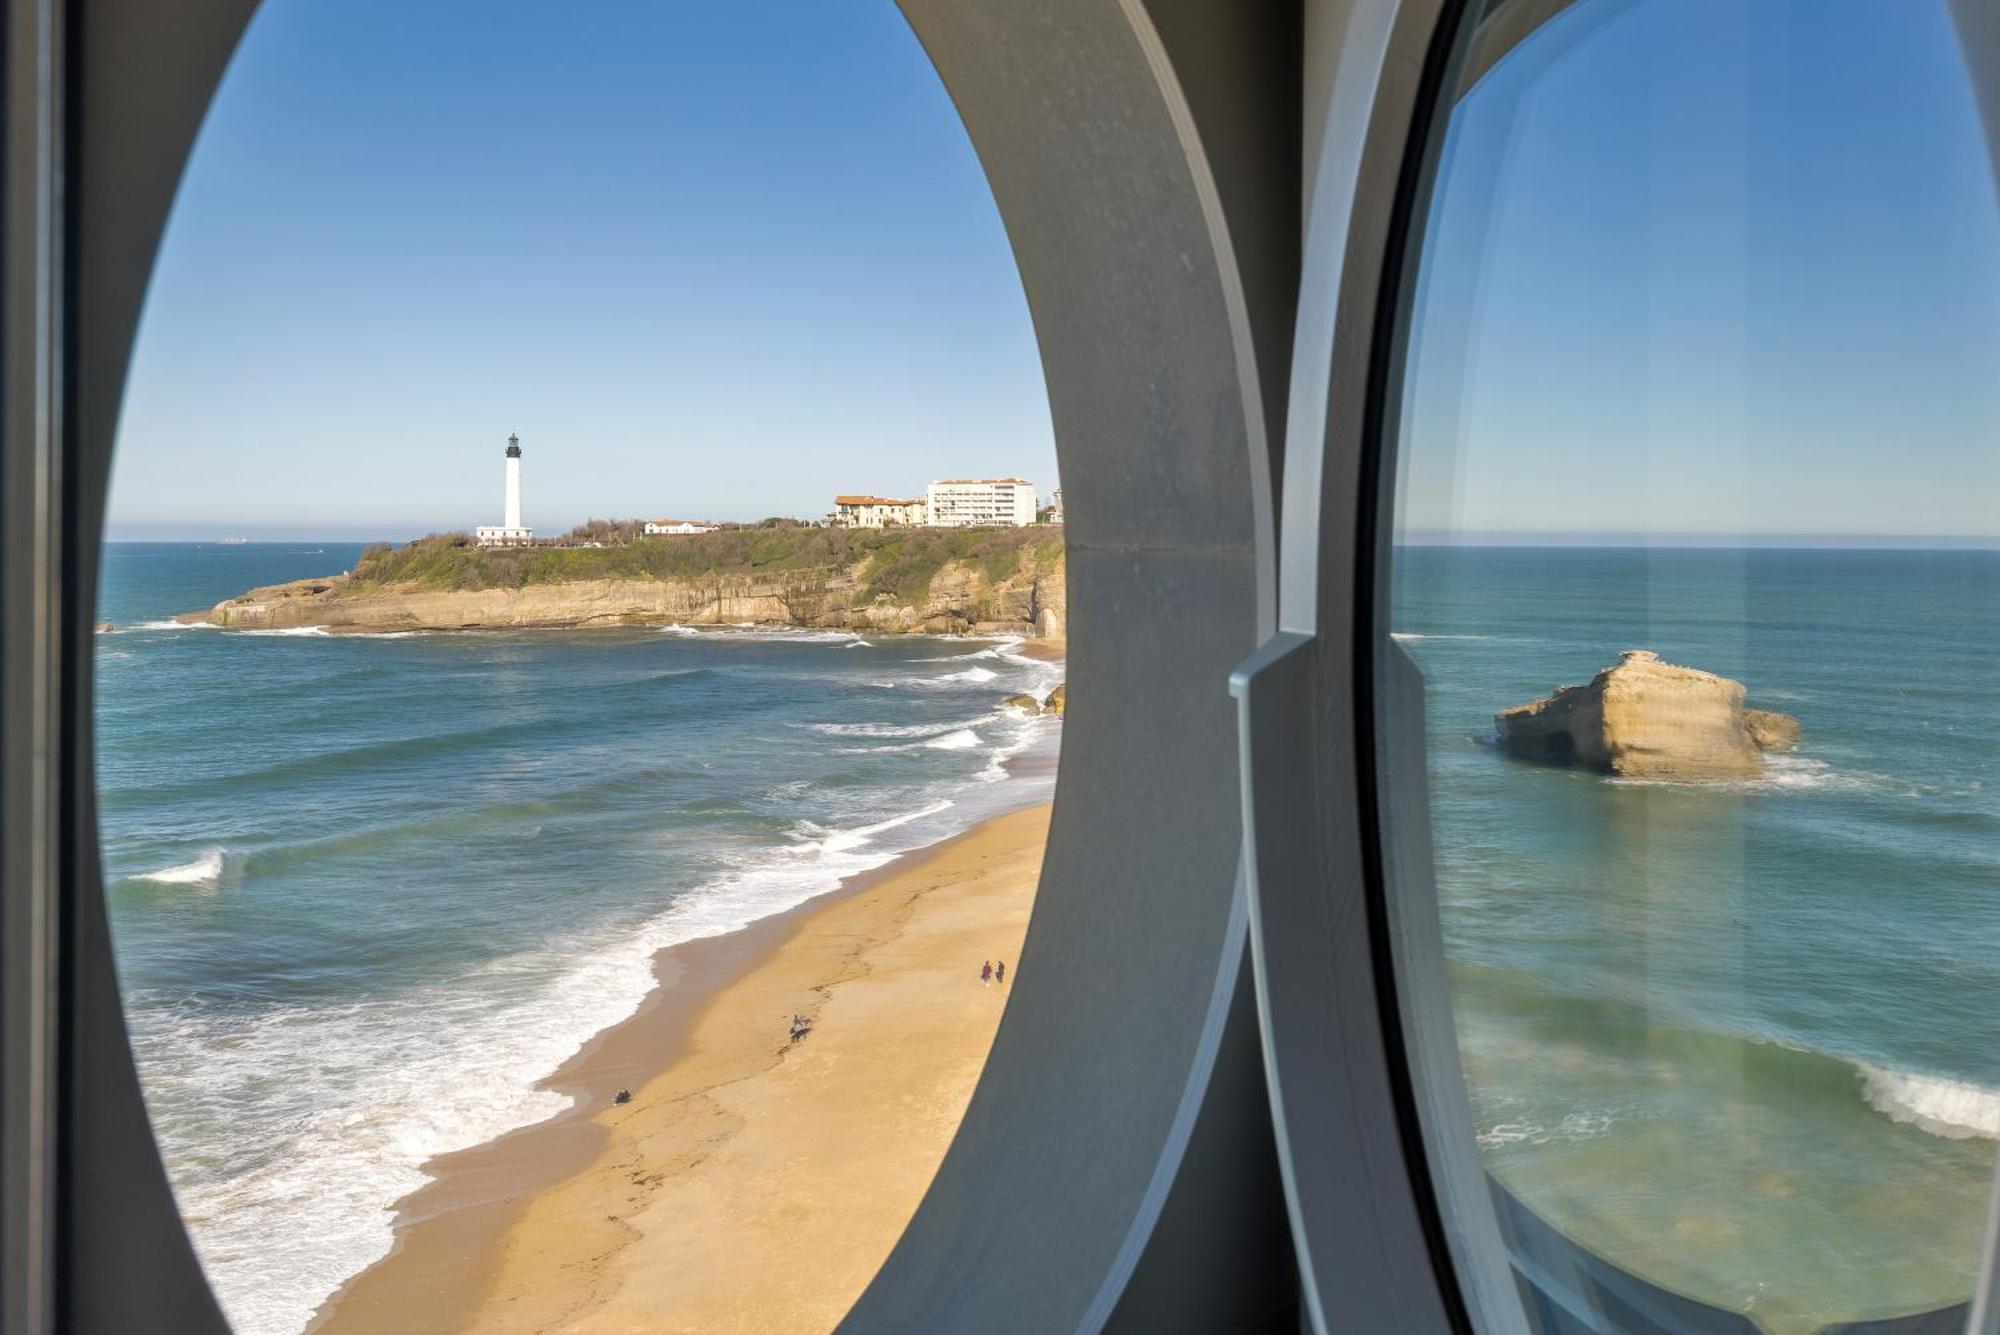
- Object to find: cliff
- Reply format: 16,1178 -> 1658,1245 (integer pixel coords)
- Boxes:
181,527 -> 1066,637
1496,650 -> 1799,780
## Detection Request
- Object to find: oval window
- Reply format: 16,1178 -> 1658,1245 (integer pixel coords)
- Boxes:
96,5 -> 1061,1332
1374,0 -> 2000,1329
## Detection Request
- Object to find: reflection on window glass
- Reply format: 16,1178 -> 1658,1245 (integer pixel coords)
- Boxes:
95,5 -> 1062,1334
1379,0 -> 2000,1330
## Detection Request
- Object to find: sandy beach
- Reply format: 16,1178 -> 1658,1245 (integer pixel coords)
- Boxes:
313,800 -> 1050,1334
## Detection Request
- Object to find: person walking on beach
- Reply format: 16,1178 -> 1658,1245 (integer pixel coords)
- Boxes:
981,960 -> 993,987
995,960 -> 1006,985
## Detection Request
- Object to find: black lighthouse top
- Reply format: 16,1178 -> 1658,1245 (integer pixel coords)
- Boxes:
505,433 -> 521,459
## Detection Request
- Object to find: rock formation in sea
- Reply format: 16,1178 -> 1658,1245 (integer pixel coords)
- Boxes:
1495,650 -> 1798,780
1001,682 -> 1065,717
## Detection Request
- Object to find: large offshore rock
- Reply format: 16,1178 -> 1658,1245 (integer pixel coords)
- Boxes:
1495,650 -> 1798,780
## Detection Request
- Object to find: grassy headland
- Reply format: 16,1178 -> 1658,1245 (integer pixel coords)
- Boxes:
353,523 -> 1057,605
189,522 -> 1067,636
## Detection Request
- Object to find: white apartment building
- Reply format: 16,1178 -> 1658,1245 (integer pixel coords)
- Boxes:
644,520 -> 718,535
833,495 -> 928,528
926,478 -> 1038,528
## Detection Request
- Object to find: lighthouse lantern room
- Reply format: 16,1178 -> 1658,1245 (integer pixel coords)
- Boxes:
475,434 -> 535,547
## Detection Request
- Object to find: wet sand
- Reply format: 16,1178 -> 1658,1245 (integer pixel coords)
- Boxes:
1016,634 -> 1066,662
313,801 -> 1049,1334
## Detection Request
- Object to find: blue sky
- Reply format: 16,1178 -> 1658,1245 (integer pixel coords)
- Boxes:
1396,0 -> 2000,544
108,1 -> 1056,540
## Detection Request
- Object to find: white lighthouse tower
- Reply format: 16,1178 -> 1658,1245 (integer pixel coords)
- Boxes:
476,434 -> 534,547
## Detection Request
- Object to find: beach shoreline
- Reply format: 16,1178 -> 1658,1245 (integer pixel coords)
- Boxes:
311,798 -> 1050,1334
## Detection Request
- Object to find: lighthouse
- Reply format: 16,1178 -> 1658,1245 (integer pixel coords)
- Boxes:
475,434 -> 535,547
504,434 -> 523,530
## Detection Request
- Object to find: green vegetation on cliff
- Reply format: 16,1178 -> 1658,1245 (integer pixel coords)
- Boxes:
351,523 -> 1064,605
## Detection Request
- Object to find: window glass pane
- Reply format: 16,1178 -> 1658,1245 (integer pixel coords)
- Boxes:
1378,0 -> 2000,1329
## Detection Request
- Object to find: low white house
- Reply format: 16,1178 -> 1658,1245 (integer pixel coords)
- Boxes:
833,495 -> 928,528
644,519 -> 718,536
925,478 -> 1038,528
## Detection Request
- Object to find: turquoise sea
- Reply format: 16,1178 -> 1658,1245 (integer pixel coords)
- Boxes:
1393,546 -> 2000,1332
94,541 -> 1061,1335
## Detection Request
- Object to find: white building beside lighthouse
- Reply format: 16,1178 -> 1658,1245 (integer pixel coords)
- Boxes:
475,434 -> 534,547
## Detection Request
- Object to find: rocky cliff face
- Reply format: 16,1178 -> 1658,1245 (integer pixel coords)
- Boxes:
1495,650 -> 1799,780
182,550 -> 1066,637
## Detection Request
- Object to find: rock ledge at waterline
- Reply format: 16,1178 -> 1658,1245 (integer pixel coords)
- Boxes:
177,527 -> 1066,638
1495,650 -> 1799,781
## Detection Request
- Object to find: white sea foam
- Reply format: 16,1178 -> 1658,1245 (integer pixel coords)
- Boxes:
1478,1110 -> 1612,1148
664,625 -> 864,644
239,626 -> 331,638
1603,754 -> 1889,796
1756,755 -> 1888,794
1860,1062 -> 2000,1140
136,849 -> 228,888
133,619 -> 220,631
815,800 -> 956,854
937,666 -> 998,684
808,717 -> 990,739
142,789 -> 993,1335
930,639 -> 1017,662
658,624 -> 862,644
831,714 -> 1023,757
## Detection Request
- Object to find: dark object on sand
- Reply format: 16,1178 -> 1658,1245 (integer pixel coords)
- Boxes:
789,1013 -> 813,1043
613,1088 -> 631,1105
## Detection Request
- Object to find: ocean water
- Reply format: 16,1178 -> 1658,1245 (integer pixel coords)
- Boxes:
1392,546 -> 2000,1332
94,541 -> 1062,1335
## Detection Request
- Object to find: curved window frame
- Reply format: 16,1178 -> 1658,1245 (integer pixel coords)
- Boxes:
1236,1 -> 2000,1333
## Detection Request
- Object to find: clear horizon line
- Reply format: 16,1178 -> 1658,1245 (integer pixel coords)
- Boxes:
109,519 -> 2000,543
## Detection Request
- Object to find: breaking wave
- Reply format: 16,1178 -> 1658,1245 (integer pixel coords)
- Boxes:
1861,1062 -> 2000,1141
135,849 -> 230,888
